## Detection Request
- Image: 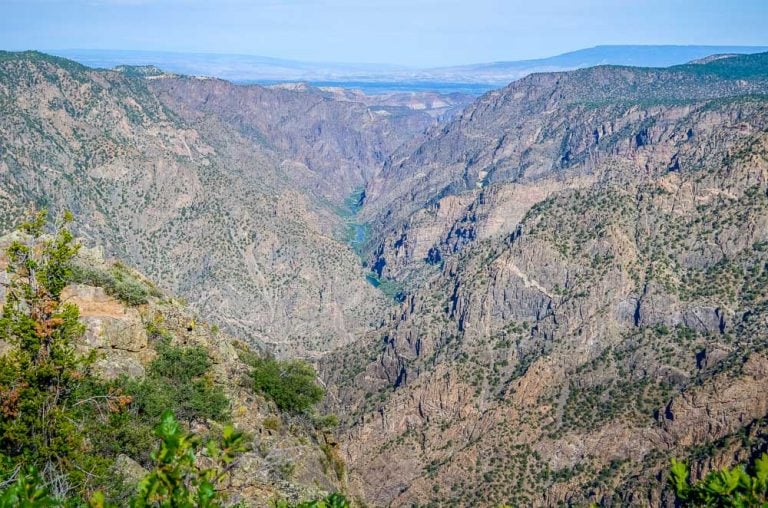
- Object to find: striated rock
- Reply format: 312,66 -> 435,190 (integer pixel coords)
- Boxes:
61,284 -> 152,379
322,53 -> 768,506
663,354 -> 768,447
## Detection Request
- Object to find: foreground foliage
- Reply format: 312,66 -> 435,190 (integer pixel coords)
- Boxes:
0,211 -> 94,495
0,213 -> 233,501
124,410 -> 246,507
0,213 -> 346,505
0,409 -> 350,508
670,453 -> 768,507
0,411 -> 245,507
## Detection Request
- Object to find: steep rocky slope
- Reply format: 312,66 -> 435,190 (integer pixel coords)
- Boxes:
148,77 -> 437,203
361,53 -> 768,283
0,51 -> 443,356
321,53 -> 768,506
0,231 -> 344,506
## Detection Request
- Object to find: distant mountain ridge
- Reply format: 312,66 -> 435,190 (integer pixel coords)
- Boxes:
48,45 -> 768,92
428,44 -> 768,76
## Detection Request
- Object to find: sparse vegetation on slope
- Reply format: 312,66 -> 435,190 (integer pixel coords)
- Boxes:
5,48 -> 768,507
324,54 -> 768,507
248,356 -> 325,414
0,213 -> 348,505
0,50 -> 396,357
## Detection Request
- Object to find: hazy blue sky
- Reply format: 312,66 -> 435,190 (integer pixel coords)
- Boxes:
1,0 -> 767,66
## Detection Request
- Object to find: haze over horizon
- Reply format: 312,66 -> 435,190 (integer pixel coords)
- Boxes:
2,0 -> 767,67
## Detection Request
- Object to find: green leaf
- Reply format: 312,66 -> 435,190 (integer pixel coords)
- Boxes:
670,459 -> 690,498
755,453 -> 768,490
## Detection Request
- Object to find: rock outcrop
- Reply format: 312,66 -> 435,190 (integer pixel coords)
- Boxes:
322,53 -> 768,506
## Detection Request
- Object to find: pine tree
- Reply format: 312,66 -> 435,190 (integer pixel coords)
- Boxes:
0,210 -> 93,496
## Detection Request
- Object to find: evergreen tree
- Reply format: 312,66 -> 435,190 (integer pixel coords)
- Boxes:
0,211 -> 94,495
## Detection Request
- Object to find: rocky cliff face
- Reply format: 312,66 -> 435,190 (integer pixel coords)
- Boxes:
321,53 -> 768,506
0,51 -> 436,357
361,54 -> 768,283
148,77 -> 438,203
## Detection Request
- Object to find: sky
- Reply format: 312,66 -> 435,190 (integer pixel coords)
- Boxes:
1,0 -> 767,67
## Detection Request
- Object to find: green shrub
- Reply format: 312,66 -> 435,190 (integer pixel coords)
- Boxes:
68,263 -> 158,306
0,411 -> 247,508
262,416 -> 281,431
249,358 -> 324,414
0,211 -> 96,488
127,340 -> 230,427
670,453 -> 768,506
313,414 -> 339,430
148,340 -> 211,381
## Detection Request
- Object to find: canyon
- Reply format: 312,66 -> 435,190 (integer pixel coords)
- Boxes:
1,49 -> 768,506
